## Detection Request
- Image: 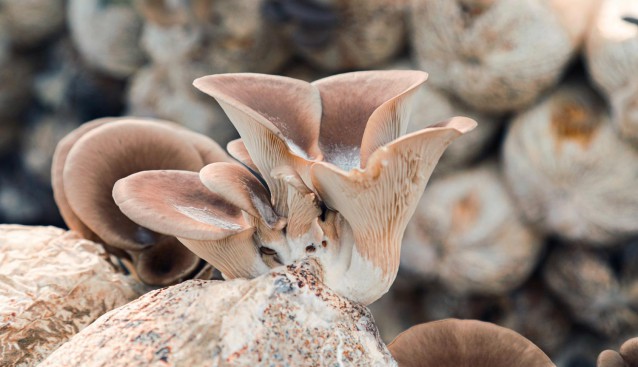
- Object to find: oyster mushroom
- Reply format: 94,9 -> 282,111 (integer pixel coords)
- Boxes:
387,319 -> 555,366
114,70 -> 476,304
52,117 -> 233,286
586,0 -> 638,143
503,81 -> 638,245
402,163 -> 543,295
409,0 -> 598,113
598,338 -> 638,367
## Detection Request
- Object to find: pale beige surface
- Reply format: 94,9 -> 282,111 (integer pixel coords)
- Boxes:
40,260 -> 396,367
0,225 -> 142,367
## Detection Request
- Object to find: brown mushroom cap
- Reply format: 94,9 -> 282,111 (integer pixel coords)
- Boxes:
63,120 -> 206,251
199,162 -> 283,229
598,338 -> 638,367
599,350 -> 628,367
621,338 -> 638,366
388,319 -> 555,367
113,169 -> 268,279
51,117 -> 115,242
312,70 -> 428,168
226,138 -> 258,172
56,118 -> 230,285
194,73 -> 322,216
311,117 -> 476,282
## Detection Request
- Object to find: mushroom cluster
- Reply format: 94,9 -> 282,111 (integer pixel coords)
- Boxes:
107,70 -> 475,304
52,117 -> 233,286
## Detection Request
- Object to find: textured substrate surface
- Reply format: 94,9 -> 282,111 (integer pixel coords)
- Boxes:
0,225 -> 142,367
40,260 -> 396,366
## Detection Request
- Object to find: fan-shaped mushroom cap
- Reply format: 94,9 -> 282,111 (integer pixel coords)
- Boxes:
193,70 -> 475,304
503,81 -> 638,245
586,0 -> 638,143
113,170 -> 269,279
311,117 -> 476,303
409,0 -> 597,113
598,338 -> 638,367
388,319 -> 555,367
64,120 -> 204,251
401,164 -> 543,295
54,118 -> 231,285
52,118 -> 115,242
199,162 -> 283,229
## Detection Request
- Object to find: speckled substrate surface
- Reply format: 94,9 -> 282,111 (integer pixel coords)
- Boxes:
40,260 -> 397,366
0,225 -> 143,367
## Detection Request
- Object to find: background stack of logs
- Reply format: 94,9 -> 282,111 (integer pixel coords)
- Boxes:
0,0 -> 636,364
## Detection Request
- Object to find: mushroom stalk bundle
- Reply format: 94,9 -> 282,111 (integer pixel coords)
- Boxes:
409,0 -> 597,113
112,70 -> 476,305
503,81 -> 638,245
586,0 -> 638,143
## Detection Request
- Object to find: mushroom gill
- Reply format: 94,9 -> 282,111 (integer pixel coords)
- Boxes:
52,117 -> 232,285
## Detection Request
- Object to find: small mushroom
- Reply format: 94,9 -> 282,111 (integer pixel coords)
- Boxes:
68,0 -> 146,78
115,71 -> 476,304
598,338 -> 638,367
52,117 -> 233,285
387,319 -> 555,366
586,0 -> 638,143
409,0 -> 598,112
402,163 -> 543,295
503,81 -> 638,245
